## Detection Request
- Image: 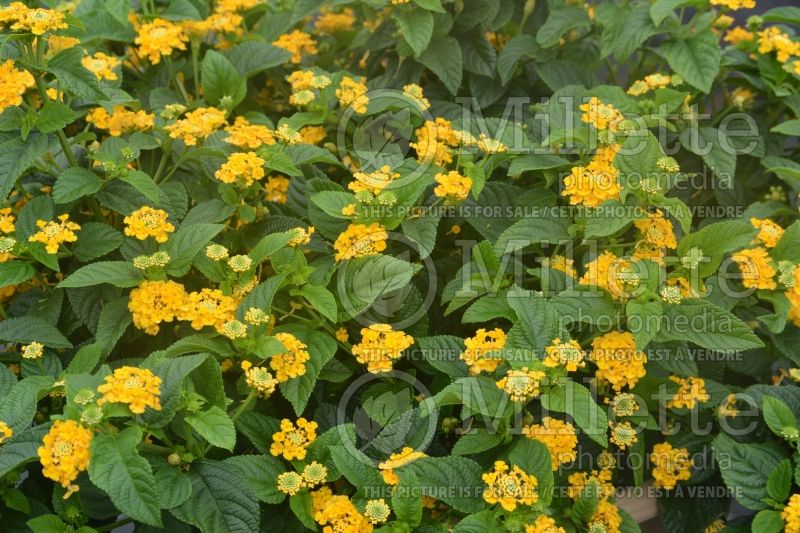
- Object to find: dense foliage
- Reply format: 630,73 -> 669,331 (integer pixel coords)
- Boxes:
1,0 -> 800,532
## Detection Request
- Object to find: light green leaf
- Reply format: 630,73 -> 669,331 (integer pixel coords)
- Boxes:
166,223 -> 224,276
0,317 -> 72,348
202,50 -> 247,107
662,32 -> 721,93
58,261 -> 143,288
186,406 -> 236,451
394,9 -> 434,56
418,36 -> 463,94
52,168 -> 102,204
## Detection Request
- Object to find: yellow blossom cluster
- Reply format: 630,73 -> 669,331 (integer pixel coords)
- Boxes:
590,331 -> 647,391
496,368 -> 546,402
86,106 -> 155,136
2,4 -> 68,35
265,175 -> 290,203
403,83 -> 430,110
561,144 -> 621,207
433,171 -> 472,202
650,442 -> 692,489
135,18 -> 188,64
351,323 -> 414,373
311,486 -> 375,532
82,52 -> 120,81
0,60 -> 34,113
336,76 -> 369,114
609,421 -> 638,449
29,215 -> 80,254
543,338 -> 585,372
410,117 -> 463,167
379,447 -> 427,485
270,332 -> 311,382
751,217 -> 784,248
333,223 -> 388,261
349,165 -> 400,195
627,73 -> 672,96
287,70 -> 331,105
460,328 -> 506,375
124,206 -> 175,243
273,30 -> 318,64
38,420 -> 93,498
524,417 -> 578,470
315,8 -> 356,35
579,97 -> 623,131
725,26 -> 755,46
241,361 -> 278,398
270,418 -> 318,460
759,26 -> 800,71
180,288 -> 237,330
482,460 -> 539,512
128,280 -> 187,335
545,255 -> 577,277
579,250 -> 639,299
783,494 -> 800,533
567,469 -> 614,500
223,116 -> 276,148
668,375 -> 709,409
166,107 -> 227,146
589,500 -> 623,533
0,420 -> 11,444
633,209 -> 677,264
710,0 -> 755,10
288,226 -> 314,247
526,515 -> 566,533
97,366 -> 162,414
787,268 -> 800,327
732,246 -> 777,290
215,152 -> 266,186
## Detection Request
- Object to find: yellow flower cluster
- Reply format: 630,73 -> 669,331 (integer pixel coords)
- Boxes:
223,117 -> 276,148
351,324 -> 414,373
135,18 -> 188,64
633,210 -> 677,264
751,217 -> 784,248
710,0 -> 755,10
273,30 -> 318,64
97,366 -> 162,414
609,421 -> 638,449
668,376 -> 709,409
0,60 -> 34,113
580,250 -> 638,300
562,144 -> 621,207
410,118 -> 462,167
627,73 -> 672,96
270,332 -> 311,382
38,420 -> 93,497
82,52 -> 120,81
287,70 -> 331,105
29,215 -> 80,254
524,417 -> 578,470
589,500 -> 622,533
0,420 -> 11,444
22,342 -> 44,360
86,106 -> 155,136
545,255 -> 576,277
2,5 -> 67,35
315,8 -> 356,35
787,268 -> 800,327
288,226 -> 314,247
526,515 -> 566,533
265,175 -> 290,203
123,206 -> 175,243
0,207 -> 14,233
580,97 -> 623,131
783,494 -> 800,533
650,442 -> 692,490
732,247 -> 776,290
241,360 -> 278,398
379,447 -> 427,485
433,171 -> 472,202
725,26 -> 755,46
543,338 -> 585,372
180,288 -> 236,330
590,331 -> 647,391
337,76 -> 369,114
496,368 -> 546,402
349,165 -> 400,195
460,328 -> 506,375
333,223 -> 388,261
215,152 -> 266,186
482,460 -> 539,512
567,469 -> 614,500
311,486 -> 374,532
403,83 -> 430,110
759,26 -> 800,65
128,280 -> 187,335
166,107 -> 227,146
270,418 -> 318,460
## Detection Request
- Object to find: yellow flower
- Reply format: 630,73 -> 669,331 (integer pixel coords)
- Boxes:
567,469 -> 614,500
783,494 -> 800,533
590,331 -> 647,391
434,171 -> 472,202
205,244 -> 229,260
300,125 -> 327,145
216,0 -> 262,13
364,498 -> 390,525
301,461 -> 328,487
244,307 -> 271,325
0,420 -> 12,445
312,490 -> 372,532
0,207 -> 15,233
732,247 -> 777,290
758,27 -> 800,63
731,87 -> 755,109
178,288 -> 236,330
482,460 -> 539,512
704,519 -> 726,533
215,152 -> 265,186
609,421 -> 638,449
11,8 -> 67,35
38,420 -> 92,498
579,250 -> 639,300
81,52 -> 120,81
627,73 -> 671,96
526,515 -> 566,533
0,60 -> 34,113
635,209 -> 677,248
711,0 -> 755,10
97,366 -> 162,414
124,206 -> 175,243
336,76 -> 369,114
135,18 -> 188,64
166,107 -> 227,146
288,226 -> 314,247
589,499 -> 622,533
524,417 -> 578,470
544,255 -> 576,277
218,319 -> 247,339
403,83 -> 430,110
86,106 -> 155,136
315,8 -> 356,35
650,442 -> 692,490
223,116 -> 276,149
349,165 -> 399,195
609,393 -> 639,417
270,332 -> 311,382
241,361 -> 277,398
668,376 -> 709,409
21,342 -> 44,359
410,118 -> 462,166
272,30 -> 317,64
227,254 -> 252,273
725,26 -> 755,47
335,327 -> 349,343
580,97 -> 623,131
0,3 -> 28,29
379,447 -> 426,485
543,339 -> 585,372
561,145 -> 621,207
28,214 -> 80,254
275,123 -> 302,144
477,133 -> 508,154
351,324 -> 414,373
0,236 -> 14,262
751,217 -> 784,248
460,328 -> 506,375
265,175 -> 290,203
718,394 -> 739,418
128,280 -> 188,335
277,471 -> 303,495
270,418 -> 317,460
333,223 -> 388,261
496,368 -> 546,402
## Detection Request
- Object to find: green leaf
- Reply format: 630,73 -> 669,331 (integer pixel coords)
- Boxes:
73,222 -> 124,262
202,50 -> 246,107
27,515 -> 69,533
0,422 -> 51,477
401,216 -> 439,260
537,6 -> 590,49
408,456 -> 484,513
224,41 -> 291,77
119,170 -> 161,204
330,445 -> 387,491
224,455 -> 286,504
596,2 -> 659,61
279,329 -> 337,415
393,468 -> 423,526
46,48 -> 108,102
662,32 -> 721,93
650,0 -> 694,26
295,284 -> 338,322
394,9 -> 434,56
413,0 -> 445,12
418,36 -> 463,94
711,433 -> 786,510
508,438 -> 555,507
772,220 -> 800,264
655,300 -> 764,352
752,510 -> 786,533
336,255 -> 415,319
0,134 -> 50,200
166,223 -> 224,276
626,299 -> 663,349
766,460 -> 792,504
172,460 -> 260,533
154,465 -> 193,509
289,491 -> 316,530
506,288 -> 563,366
763,6 -> 800,25
771,119 -> 800,136
676,220 -> 757,278
37,102 -> 79,133
95,296 -> 132,354
249,230 -> 295,264
58,261 -> 143,288
541,381 -> 608,446
451,430 -> 503,456
415,335 -> 469,377
186,406 -> 236,451
0,261 -> 34,289
88,426 -> 162,527
52,168 -> 102,204
762,396 -> 797,438
497,34 -> 541,86
493,213 -> 571,256
66,343 -> 103,374
679,127 -> 736,183
0,317 -> 72,348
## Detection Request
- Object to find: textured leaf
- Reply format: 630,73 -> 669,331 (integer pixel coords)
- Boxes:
186,406 -> 236,451
58,261 -> 143,288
